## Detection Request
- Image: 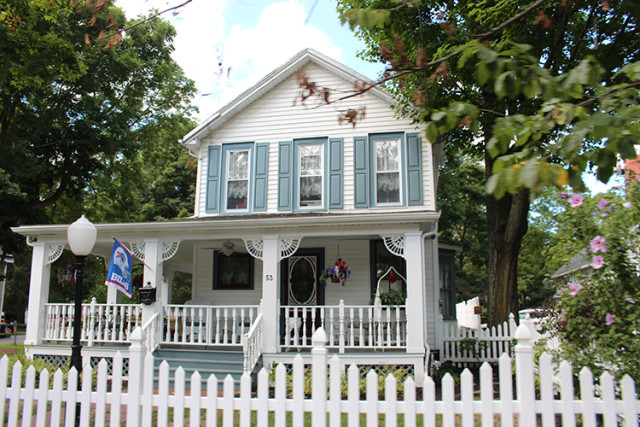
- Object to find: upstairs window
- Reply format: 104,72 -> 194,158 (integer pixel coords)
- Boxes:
298,143 -> 324,208
225,148 -> 250,211
373,137 -> 402,205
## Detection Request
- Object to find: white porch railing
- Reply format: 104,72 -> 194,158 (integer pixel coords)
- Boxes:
44,300 -> 141,345
442,313 -> 518,363
281,300 -> 406,352
162,304 -> 259,346
242,311 -> 263,373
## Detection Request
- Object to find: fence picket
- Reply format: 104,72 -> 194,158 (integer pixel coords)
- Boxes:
329,355 -> 342,426
35,368 -> 49,427
21,365 -> 35,427
366,370 -> 379,426
95,360 -> 108,427
206,374 -> 219,427
256,370 -> 268,427
422,376 -> 436,427
51,369 -> 64,426
347,364 -> 359,427
538,352 -> 555,427
404,377 -> 416,427
480,362 -> 494,427
499,353 -> 514,427
385,374 -> 397,427
461,369 -> 474,427
191,371 -> 203,427
80,364 -> 92,426
222,374 -> 234,427
442,373 -> 455,427
600,372 -> 617,427
157,361 -> 170,427
7,361 -> 22,427
110,352 -> 123,427
578,368 -> 595,427
274,364 -> 287,427
64,367 -> 78,427
621,375 -> 637,427
560,361 -> 576,427
240,373 -> 251,427
293,354 -> 305,427
142,352 -> 155,427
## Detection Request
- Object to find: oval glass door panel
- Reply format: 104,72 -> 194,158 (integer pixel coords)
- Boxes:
288,256 -> 317,305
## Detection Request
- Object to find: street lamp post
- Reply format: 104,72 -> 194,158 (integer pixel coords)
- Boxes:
66,215 -> 97,377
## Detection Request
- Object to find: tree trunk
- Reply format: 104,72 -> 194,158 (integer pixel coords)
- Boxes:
485,153 -> 530,326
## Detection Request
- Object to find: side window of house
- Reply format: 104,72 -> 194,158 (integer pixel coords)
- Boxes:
439,250 -> 456,319
373,137 -> 402,205
212,252 -> 254,289
224,147 -> 250,211
298,142 -> 323,208
370,240 -> 406,299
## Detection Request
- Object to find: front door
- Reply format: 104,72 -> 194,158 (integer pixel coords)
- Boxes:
281,249 -> 324,342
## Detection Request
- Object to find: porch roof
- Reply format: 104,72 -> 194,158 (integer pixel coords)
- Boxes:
12,210 -> 439,263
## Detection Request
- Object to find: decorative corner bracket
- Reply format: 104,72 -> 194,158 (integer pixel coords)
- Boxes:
382,235 -> 405,258
243,238 -> 302,261
130,241 -> 180,262
47,245 -> 65,265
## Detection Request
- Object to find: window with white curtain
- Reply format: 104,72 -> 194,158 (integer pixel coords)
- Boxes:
298,143 -> 323,207
225,149 -> 249,211
374,138 -> 401,204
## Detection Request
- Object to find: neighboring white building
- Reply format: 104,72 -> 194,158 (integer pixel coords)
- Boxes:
13,49 -> 456,382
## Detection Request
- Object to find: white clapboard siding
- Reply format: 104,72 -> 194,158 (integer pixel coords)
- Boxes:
194,60 -> 432,217
4,323 -> 639,427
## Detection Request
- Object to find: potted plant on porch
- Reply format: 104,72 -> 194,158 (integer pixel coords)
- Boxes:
320,258 -> 351,286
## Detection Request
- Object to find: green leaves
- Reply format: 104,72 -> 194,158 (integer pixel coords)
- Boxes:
340,8 -> 391,31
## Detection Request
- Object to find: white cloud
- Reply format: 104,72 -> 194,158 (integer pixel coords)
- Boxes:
116,0 -> 345,120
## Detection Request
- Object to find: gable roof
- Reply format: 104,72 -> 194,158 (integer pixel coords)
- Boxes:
181,48 -> 391,146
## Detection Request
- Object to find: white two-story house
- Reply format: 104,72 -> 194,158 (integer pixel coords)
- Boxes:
13,49 -> 455,382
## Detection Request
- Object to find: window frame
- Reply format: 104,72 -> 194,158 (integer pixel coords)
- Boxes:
221,143 -> 253,214
212,252 -> 255,290
369,133 -> 406,207
439,249 -> 457,320
293,138 -> 327,211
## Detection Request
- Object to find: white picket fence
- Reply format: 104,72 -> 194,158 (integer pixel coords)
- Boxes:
2,323 -> 639,427
442,313 -> 519,364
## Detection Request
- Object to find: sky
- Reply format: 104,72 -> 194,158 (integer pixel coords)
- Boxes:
115,0 -> 385,121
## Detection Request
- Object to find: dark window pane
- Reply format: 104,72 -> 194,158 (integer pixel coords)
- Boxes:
215,253 -> 253,289
376,172 -> 400,203
227,180 -> 248,210
300,176 -> 322,206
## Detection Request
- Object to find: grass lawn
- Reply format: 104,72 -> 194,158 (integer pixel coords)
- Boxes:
0,342 -> 24,365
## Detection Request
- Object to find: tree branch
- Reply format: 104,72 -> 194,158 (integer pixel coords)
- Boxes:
101,0 -> 193,40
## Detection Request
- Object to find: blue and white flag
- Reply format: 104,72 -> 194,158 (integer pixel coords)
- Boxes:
105,239 -> 133,297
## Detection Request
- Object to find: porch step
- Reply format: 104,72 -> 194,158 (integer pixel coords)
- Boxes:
152,347 -> 250,386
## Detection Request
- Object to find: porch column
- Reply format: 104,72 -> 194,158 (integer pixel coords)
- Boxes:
404,232 -> 425,354
106,286 -> 120,304
142,239 -> 163,345
24,242 -> 54,346
261,235 -> 280,353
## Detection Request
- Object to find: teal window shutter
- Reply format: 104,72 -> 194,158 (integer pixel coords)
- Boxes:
278,141 -> 292,211
406,133 -> 423,206
253,143 -> 269,212
329,138 -> 343,209
206,145 -> 221,213
353,136 -> 369,208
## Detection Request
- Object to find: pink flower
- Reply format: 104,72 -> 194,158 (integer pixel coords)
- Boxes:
590,236 -> 608,253
626,298 -> 636,304
605,313 -> 614,326
560,191 -> 569,200
623,201 -> 632,209
591,255 -> 605,269
597,199 -> 609,209
568,282 -> 583,296
568,194 -> 584,207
